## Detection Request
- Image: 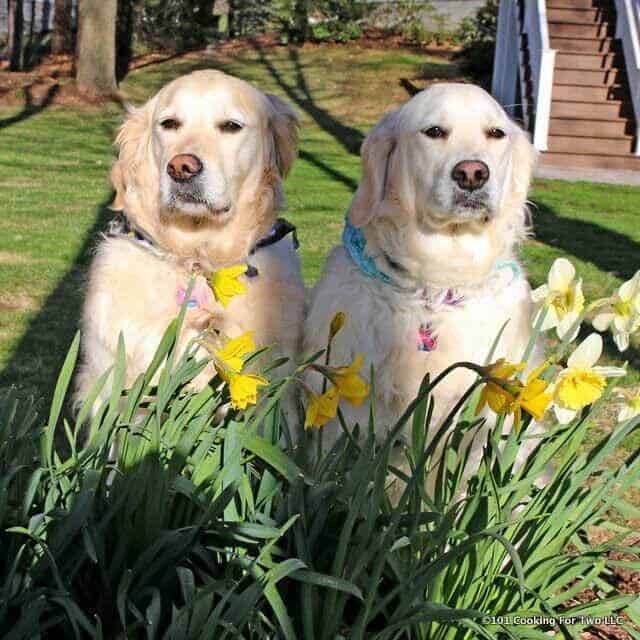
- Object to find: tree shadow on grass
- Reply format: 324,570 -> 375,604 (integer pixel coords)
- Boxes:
298,149 -> 357,191
530,199 -> 640,282
251,40 -> 364,156
0,198 -> 112,409
0,83 -> 60,130
399,78 -> 422,97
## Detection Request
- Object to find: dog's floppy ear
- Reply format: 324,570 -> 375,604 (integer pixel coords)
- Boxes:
509,126 -> 537,204
348,112 -> 397,228
266,94 -> 300,178
113,99 -> 156,194
502,123 -> 537,241
109,161 -> 126,210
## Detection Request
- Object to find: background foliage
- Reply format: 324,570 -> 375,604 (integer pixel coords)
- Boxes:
116,0 -> 493,55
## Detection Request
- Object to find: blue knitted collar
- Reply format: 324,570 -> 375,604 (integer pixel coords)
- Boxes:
343,218 -> 398,285
342,217 -> 521,289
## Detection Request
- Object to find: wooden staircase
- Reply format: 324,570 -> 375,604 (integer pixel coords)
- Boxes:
542,0 -> 640,170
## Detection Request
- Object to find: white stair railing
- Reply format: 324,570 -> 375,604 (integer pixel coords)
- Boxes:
492,1 -> 519,115
492,0 -> 555,151
526,0 -> 556,150
615,0 -> 640,155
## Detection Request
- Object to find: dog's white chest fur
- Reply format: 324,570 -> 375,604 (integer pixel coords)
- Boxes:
304,246 -> 534,435
76,235 -> 305,408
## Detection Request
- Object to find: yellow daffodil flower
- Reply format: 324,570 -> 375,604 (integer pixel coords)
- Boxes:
328,353 -> 370,407
483,359 -> 527,380
301,350 -> 370,428
512,361 -> 553,428
304,386 -> 340,429
532,258 -> 584,341
478,382 -> 516,416
228,373 -> 268,410
593,271 -> 640,352
553,333 -> 626,423
217,365 -> 268,410
214,331 -> 256,373
477,359 -> 525,418
478,359 -> 552,429
209,265 -> 248,307
617,389 -> 640,423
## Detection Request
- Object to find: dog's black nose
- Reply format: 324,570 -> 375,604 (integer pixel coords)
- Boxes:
451,160 -> 490,192
167,154 -> 203,182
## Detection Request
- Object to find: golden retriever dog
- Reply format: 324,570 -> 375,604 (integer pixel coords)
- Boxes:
76,70 -> 305,407
304,83 -> 538,465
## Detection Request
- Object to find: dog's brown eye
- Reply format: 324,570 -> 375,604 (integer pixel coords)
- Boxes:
219,120 -> 244,133
160,118 -> 181,130
487,127 -> 506,139
422,126 -> 447,139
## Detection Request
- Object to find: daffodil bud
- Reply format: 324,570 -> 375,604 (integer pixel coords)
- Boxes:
329,311 -> 347,343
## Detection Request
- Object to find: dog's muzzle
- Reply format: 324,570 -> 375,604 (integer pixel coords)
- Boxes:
451,160 -> 490,192
165,154 -> 231,216
454,191 -> 489,210
167,154 -> 203,183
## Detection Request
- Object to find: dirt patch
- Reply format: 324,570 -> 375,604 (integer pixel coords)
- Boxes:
576,561 -> 639,638
0,54 -> 125,108
0,54 -> 70,106
0,292 -> 37,313
0,251 -> 31,265
203,29 -> 461,56
569,530 -> 640,640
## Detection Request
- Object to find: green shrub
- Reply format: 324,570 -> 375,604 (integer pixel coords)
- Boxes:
402,18 -> 429,44
272,0 -> 366,44
456,0 -> 499,81
135,0 -> 219,53
457,0 -> 498,45
310,18 -> 363,44
376,1 -> 457,45
1,289 -> 639,638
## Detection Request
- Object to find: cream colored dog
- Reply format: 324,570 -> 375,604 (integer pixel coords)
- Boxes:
304,83 -> 538,455
76,70 -> 305,406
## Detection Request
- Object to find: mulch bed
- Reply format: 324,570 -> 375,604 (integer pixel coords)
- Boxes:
575,529 -> 640,640
0,53 -> 96,107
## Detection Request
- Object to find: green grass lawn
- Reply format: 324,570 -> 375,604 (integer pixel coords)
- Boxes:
0,42 -> 639,456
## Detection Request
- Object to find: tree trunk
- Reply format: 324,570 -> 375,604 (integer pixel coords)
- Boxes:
115,0 -> 133,81
292,0 -> 309,43
75,0 -> 117,96
7,0 -> 24,71
51,0 -> 73,55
